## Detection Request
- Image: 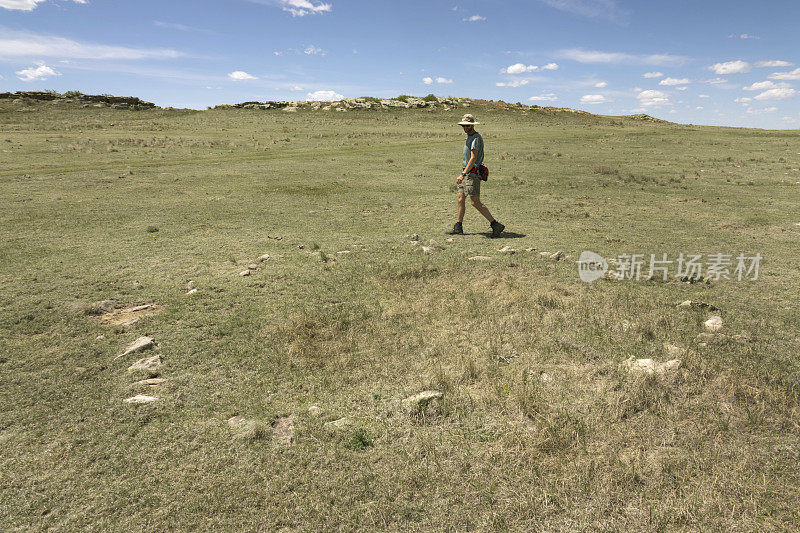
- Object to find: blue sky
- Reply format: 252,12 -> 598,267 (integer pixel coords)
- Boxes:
1,0 -> 799,128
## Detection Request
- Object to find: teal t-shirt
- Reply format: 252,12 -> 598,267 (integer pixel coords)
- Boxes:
463,132 -> 484,171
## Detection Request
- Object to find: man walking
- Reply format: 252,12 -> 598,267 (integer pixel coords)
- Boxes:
448,114 -> 505,238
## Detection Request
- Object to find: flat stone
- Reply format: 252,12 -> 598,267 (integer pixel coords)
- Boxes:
336,250 -> 351,254
499,246 -> 516,254
186,280 -> 195,290
186,288 -> 198,295
272,416 -> 295,446
257,254 -> 271,262
407,234 -> 419,241
539,372 -> 552,382
128,304 -> 152,312
446,238 -> 455,243
308,405 -> 322,417
625,358 -> 682,375
539,251 -> 551,257
524,248 -> 536,252
324,417 -> 348,430
468,255 -> 492,261
704,316 -> 723,332
663,343 -> 685,357
136,378 -> 167,386
678,300 -> 719,311
115,336 -> 155,360
247,263 -> 258,270
123,395 -> 157,404
402,390 -> 443,409
95,334 -> 105,340
239,270 -> 250,277
550,250 -> 565,261
421,246 -> 437,254
227,415 -> 247,428
128,355 -> 162,376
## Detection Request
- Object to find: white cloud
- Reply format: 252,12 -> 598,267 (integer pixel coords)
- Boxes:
737,33 -> 759,39
659,77 -> 690,86
746,107 -> 778,115
537,0 -> 629,23
637,89 -> 670,107
422,77 -> 433,85
290,85 -> 303,91
676,86 -> 687,91
642,71 -> 663,78
15,62 -> 60,81
274,0 -> 332,16
503,63 -> 538,74
705,78 -> 727,84
753,87 -> 796,100
541,62 -> 559,70
305,90 -> 343,101
435,76 -> 453,84
699,94 -> 710,98
463,14 -> 485,21
0,0 -> 85,11
709,60 -> 750,74
734,97 -> 752,103
228,70 -> 257,81
558,48 -> 686,65
755,60 -> 793,68
303,45 -> 325,55
528,93 -> 558,101
497,79 -> 529,87
743,80 -> 789,91
695,106 -> 703,110
594,81 -> 607,88
769,68 -> 800,80
0,30 -> 183,60
580,94 -> 609,104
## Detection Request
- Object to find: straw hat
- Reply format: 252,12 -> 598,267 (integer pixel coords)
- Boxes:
457,113 -> 480,126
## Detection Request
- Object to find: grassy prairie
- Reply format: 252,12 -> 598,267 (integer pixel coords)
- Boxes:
1,98 -> 799,531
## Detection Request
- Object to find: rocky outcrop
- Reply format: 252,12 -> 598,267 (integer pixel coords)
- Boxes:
0,91 -> 157,110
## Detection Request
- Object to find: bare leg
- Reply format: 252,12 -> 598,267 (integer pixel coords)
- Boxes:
470,195 -> 495,222
457,192 -> 466,223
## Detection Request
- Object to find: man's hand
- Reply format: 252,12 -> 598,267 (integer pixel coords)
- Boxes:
456,174 -> 463,184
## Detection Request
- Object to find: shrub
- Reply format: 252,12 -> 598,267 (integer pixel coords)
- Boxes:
422,94 -> 438,102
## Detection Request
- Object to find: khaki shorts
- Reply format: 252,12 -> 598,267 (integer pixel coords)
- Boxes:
457,173 -> 481,197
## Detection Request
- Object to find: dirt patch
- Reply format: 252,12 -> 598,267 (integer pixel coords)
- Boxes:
96,304 -> 163,326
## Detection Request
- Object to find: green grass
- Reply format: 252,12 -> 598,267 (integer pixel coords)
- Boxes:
1,98 -> 800,530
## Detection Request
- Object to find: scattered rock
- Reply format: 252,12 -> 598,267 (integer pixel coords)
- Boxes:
98,304 -> 162,326
186,280 -> 195,291
524,248 -> 536,252
468,255 -> 492,261
677,300 -> 719,311
663,343 -> 685,357
499,246 -> 516,254
127,355 -> 162,377
239,270 -> 251,277
402,390 -> 443,410
272,416 -> 295,446
123,395 -> 157,404
421,246 -> 438,254
308,405 -> 322,417
539,251 -> 551,257
88,300 -> 119,314
550,250 -> 565,261
704,316 -> 723,332
336,250 -> 351,254
257,254 -> 271,262
247,263 -> 258,270
539,372 -> 553,382
115,336 -> 155,360
136,378 -> 167,386
186,288 -> 198,295
324,417 -> 348,430
446,238 -> 455,243
227,415 -> 247,429
407,234 -> 419,241
625,358 -> 682,375
95,334 -> 105,340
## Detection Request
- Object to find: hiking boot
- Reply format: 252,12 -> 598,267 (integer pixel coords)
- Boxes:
490,220 -> 505,238
447,222 -> 463,235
